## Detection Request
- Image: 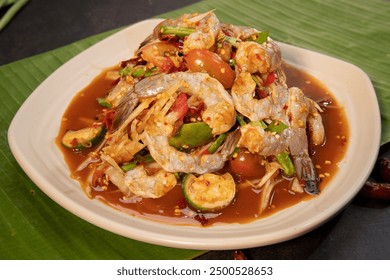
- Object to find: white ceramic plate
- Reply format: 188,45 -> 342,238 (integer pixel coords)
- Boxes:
8,19 -> 381,250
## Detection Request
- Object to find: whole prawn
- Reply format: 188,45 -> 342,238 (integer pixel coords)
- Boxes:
288,87 -> 325,195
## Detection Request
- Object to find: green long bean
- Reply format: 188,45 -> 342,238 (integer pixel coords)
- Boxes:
0,0 -> 7,9
160,26 -> 195,37
0,0 -> 29,32
275,151 -> 295,177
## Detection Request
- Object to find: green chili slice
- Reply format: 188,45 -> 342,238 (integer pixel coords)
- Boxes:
169,122 -> 213,150
97,98 -> 112,109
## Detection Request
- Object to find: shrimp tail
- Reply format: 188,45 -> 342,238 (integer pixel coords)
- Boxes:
112,92 -> 139,131
305,179 -> 320,196
220,129 -> 241,157
293,154 -> 320,196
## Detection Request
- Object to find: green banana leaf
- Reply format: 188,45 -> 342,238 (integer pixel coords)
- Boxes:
1,0 -> 389,259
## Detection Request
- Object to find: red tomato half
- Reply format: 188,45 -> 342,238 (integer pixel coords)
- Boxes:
185,49 -> 235,89
228,149 -> 265,179
141,42 -> 180,72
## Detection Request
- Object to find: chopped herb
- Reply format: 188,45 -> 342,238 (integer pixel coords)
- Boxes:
229,147 -> 240,158
229,58 -> 236,68
144,67 -> 157,77
118,67 -> 131,77
224,35 -> 238,47
255,31 -> 269,44
131,67 -> 145,77
260,120 -> 268,129
121,153 -> 155,172
249,120 -> 267,129
236,114 -> 247,126
251,74 -> 262,86
137,154 -> 155,164
96,98 -> 112,109
121,161 -> 138,172
265,120 -> 288,133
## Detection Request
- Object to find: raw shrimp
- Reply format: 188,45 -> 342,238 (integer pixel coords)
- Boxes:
288,87 -> 325,195
183,12 -> 220,54
235,40 -> 282,74
124,166 -> 177,198
308,100 -> 326,146
238,123 -> 290,156
288,87 -> 325,147
231,72 -> 289,122
101,157 -> 177,199
105,77 -> 136,109
110,86 -> 139,132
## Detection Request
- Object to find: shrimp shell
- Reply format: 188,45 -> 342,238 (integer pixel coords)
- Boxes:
124,166 -> 177,198
238,124 -> 290,156
231,72 -> 289,122
235,40 -> 282,74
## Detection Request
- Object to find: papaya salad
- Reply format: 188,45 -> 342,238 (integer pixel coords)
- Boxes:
57,11 -> 349,226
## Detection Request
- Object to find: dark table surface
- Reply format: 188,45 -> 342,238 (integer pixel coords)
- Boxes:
1,0 -> 389,260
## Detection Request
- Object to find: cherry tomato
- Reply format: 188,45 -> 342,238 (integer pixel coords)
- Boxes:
141,42 -> 180,72
228,149 -> 265,179
185,49 -> 236,89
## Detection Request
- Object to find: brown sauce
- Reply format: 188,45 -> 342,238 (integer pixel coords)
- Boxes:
56,64 -> 349,226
